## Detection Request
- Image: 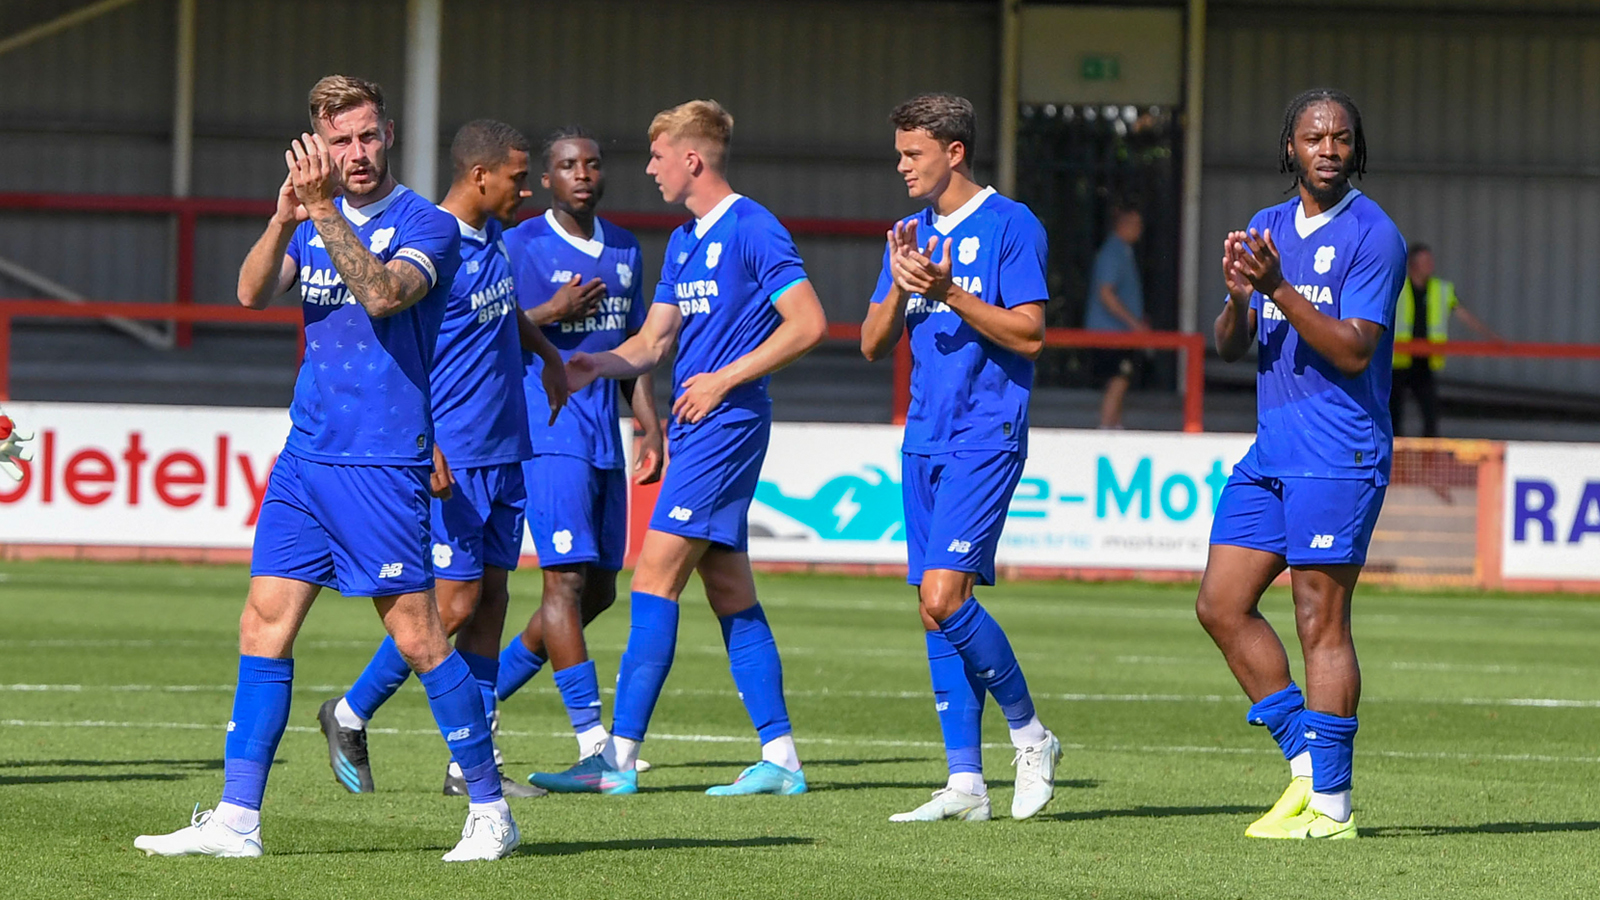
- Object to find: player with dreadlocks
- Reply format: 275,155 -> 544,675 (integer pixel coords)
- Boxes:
1195,88 -> 1405,840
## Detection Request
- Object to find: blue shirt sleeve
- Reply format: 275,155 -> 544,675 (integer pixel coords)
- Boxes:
393,206 -> 459,290
997,211 -> 1049,308
868,242 -> 894,305
626,245 -> 648,333
740,213 -> 808,301
1339,220 -> 1406,330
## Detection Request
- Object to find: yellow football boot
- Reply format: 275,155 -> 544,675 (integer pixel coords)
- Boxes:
1244,776 -> 1311,838
1256,807 -> 1357,840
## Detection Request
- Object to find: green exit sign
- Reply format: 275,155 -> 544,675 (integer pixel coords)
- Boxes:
1081,54 -> 1121,81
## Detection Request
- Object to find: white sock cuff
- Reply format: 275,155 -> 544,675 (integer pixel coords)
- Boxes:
1308,789 -> 1352,823
1289,751 -> 1313,780
761,734 -> 801,772
1008,715 -> 1048,749
610,736 -> 641,771
947,772 -> 987,797
213,801 -> 259,834
334,696 -> 367,730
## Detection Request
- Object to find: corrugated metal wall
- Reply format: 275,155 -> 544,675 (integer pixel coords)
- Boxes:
1,0 -> 996,327
1203,4 -> 1600,394
7,0 -> 1600,403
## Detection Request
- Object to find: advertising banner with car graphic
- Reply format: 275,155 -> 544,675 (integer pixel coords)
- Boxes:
747,424 -> 1254,571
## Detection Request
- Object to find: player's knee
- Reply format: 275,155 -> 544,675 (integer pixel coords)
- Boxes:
435,586 -> 481,635
917,586 -> 966,624
581,574 -> 617,619
541,566 -> 586,609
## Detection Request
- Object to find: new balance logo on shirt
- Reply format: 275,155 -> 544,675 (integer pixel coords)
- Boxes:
946,539 -> 973,553
668,506 -> 694,522
377,562 -> 405,579
1310,534 -> 1335,549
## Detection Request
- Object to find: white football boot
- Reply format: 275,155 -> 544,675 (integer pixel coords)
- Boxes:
135,805 -> 263,858
441,808 -> 521,862
1010,730 -> 1062,819
889,787 -> 992,822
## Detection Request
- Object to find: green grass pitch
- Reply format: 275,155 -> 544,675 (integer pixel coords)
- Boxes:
1,560 -> 1598,899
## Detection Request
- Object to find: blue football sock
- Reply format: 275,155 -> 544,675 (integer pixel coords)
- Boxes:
458,650 -> 499,727
926,630 -> 985,776
1246,682 -> 1310,762
417,651 -> 501,804
719,604 -> 792,744
611,592 -> 679,742
221,655 -> 294,812
1302,710 -> 1359,794
496,636 -> 545,702
552,660 -> 603,734
939,597 -> 1036,729
344,636 -> 411,722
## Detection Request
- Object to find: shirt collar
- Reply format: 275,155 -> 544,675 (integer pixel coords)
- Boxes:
340,183 -> 407,226
545,208 -> 606,258
1294,188 -> 1361,239
443,207 -> 490,243
932,186 -> 996,235
694,193 -> 743,238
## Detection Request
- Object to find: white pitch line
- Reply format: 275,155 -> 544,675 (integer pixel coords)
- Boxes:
4,718 -> 1600,766
6,683 -> 1600,710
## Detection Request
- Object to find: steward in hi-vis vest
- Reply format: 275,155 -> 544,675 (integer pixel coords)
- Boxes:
1389,243 -> 1502,438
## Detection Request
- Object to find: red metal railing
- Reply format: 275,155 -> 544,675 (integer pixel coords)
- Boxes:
0,191 -> 891,350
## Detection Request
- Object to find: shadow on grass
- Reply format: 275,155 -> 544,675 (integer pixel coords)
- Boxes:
2,772 -> 195,785
519,836 -> 815,857
1362,821 -> 1600,838
1044,804 -> 1259,822
808,778 -> 1101,793
273,836 -> 816,857
0,757 -> 224,784
0,758 -> 222,769
641,757 -> 929,770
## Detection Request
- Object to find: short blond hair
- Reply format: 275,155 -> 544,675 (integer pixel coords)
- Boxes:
307,75 -> 386,127
648,100 -> 734,170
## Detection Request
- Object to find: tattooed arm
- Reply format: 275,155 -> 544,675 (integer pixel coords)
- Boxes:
289,132 -> 432,319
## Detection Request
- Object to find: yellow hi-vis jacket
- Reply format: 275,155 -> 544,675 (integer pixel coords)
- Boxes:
1393,277 -> 1458,370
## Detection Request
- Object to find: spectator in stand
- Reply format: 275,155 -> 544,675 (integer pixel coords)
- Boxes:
1086,206 -> 1148,429
1391,243 -> 1501,437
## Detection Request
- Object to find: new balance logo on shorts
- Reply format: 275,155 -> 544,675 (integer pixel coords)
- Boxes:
446,727 -> 472,742
668,506 -> 694,522
946,539 -> 972,553
377,562 -> 405,579
1309,534 -> 1335,549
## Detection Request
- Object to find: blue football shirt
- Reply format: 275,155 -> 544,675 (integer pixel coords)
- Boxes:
429,212 -> 532,468
870,187 -> 1050,455
1240,189 -> 1406,482
1084,235 -> 1143,330
652,194 -> 808,428
503,211 -> 647,470
284,184 -> 459,465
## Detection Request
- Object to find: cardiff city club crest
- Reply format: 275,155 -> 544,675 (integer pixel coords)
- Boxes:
1314,245 -> 1336,274
617,262 -> 634,289
368,227 -> 396,254
705,242 -> 722,270
957,236 -> 980,265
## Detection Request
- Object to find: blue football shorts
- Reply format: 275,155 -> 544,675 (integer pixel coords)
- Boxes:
250,450 -> 433,597
523,454 -> 628,571
649,408 -> 771,553
1209,456 -> 1387,566
431,461 -> 526,580
902,449 -> 1026,587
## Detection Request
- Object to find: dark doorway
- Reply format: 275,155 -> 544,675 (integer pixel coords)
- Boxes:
1014,103 -> 1180,390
